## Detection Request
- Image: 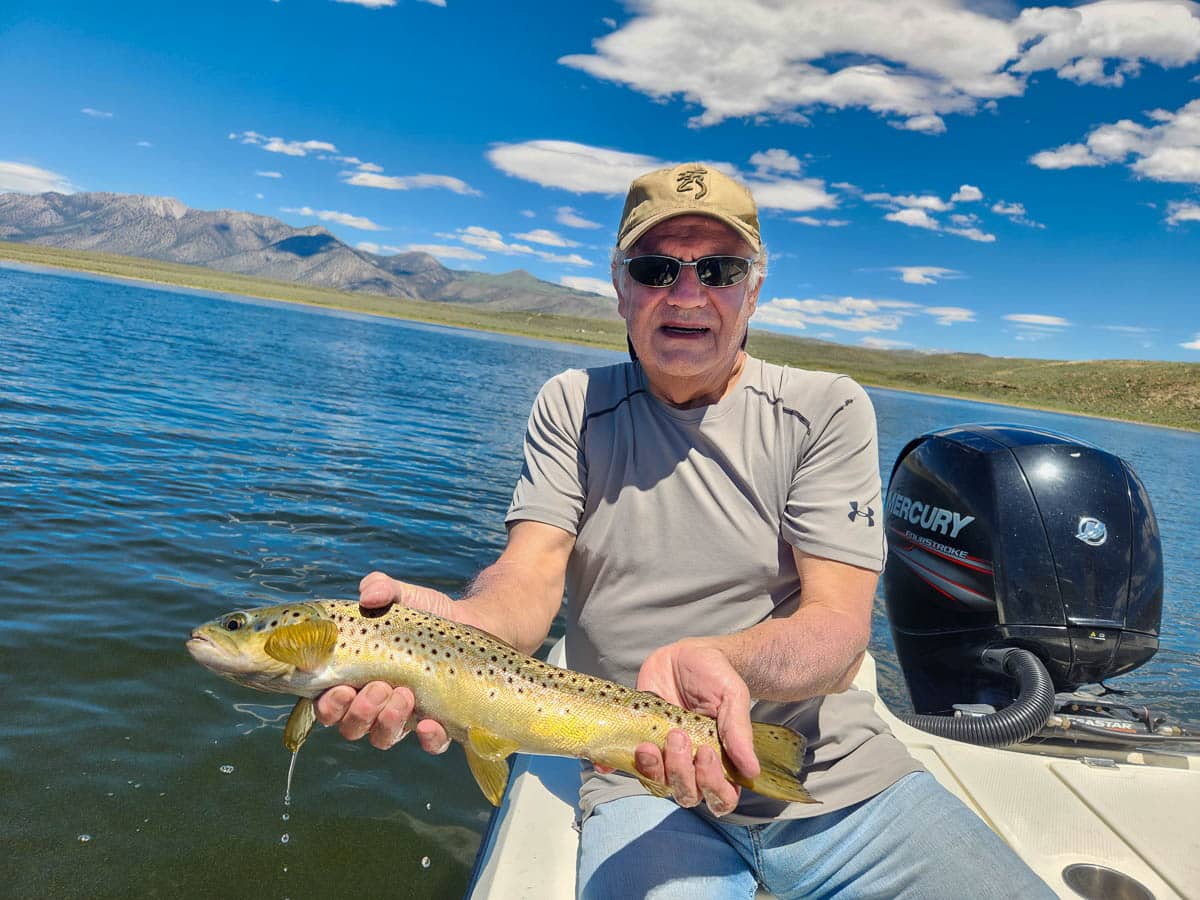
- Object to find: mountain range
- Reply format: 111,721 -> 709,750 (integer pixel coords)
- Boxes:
0,191 -> 620,319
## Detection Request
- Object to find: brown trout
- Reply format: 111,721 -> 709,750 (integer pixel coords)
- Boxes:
186,599 -> 815,807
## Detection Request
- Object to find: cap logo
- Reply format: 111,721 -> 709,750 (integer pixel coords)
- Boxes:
675,168 -> 708,200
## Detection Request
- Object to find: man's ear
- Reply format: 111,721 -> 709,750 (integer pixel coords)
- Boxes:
744,276 -> 762,317
613,265 -> 629,320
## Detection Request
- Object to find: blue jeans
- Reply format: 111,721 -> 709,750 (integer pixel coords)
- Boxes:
577,772 -> 1054,899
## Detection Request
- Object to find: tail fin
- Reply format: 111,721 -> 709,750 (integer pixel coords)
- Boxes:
736,721 -> 818,804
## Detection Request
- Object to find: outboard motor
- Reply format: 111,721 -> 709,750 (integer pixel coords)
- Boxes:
882,424 -> 1165,747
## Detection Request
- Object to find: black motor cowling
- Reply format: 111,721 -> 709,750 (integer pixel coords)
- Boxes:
882,424 -> 1163,719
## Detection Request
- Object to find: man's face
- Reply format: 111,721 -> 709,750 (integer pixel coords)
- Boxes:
614,215 -> 761,397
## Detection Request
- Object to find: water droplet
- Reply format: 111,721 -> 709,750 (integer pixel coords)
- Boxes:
219,764 -> 235,774
280,833 -> 290,844
425,802 -> 432,811
281,813 -> 289,822
420,856 -> 430,869
78,834 -> 91,843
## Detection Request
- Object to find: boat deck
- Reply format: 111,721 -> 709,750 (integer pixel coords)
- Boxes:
470,649 -> 1200,899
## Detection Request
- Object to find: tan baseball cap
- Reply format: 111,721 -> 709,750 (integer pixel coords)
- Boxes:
616,163 -> 761,252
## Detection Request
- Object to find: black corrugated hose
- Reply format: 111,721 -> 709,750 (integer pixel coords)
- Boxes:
898,648 -> 1056,747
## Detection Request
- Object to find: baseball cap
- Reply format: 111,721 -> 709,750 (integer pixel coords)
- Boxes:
616,163 -> 761,252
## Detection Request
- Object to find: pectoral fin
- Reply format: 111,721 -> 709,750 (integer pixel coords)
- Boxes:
466,726 -> 519,760
283,697 -> 316,753
464,745 -> 511,807
264,620 -> 338,673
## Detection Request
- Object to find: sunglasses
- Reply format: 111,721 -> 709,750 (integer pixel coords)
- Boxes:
622,254 -> 756,288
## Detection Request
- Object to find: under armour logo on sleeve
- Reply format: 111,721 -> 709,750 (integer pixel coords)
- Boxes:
848,501 -> 876,526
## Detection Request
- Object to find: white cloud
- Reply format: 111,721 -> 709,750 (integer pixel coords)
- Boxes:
1029,142 -> 1105,169
866,192 -> 953,212
0,161 -> 75,194
282,206 -> 386,231
750,148 -> 803,175
890,115 -> 947,135
557,206 -> 603,229
136,141 -> 153,148
559,2 -> 1022,129
521,209 -> 537,218
886,208 -> 941,230
449,225 -> 592,266
1166,200 -> 1200,224
512,228 -> 580,247
233,131 -> 338,157
924,306 -> 975,325
1182,333 -> 1200,350
1005,313 -> 1071,327
557,1 -> 1200,132
793,215 -> 850,226
488,140 -> 661,193
81,107 -> 113,119
404,243 -> 486,260
945,225 -> 997,242
333,0 -> 396,7
892,266 -> 961,285
747,176 -> 838,212
343,170 -> 480,195
1100,324 -> 1155,334
561,276 -> 618,298
991,199 -> 1045,228
861,336 -> 914,349
1029,98 -> 1200,183
868,186 -> 999,240
539,252 -> 593,266
756,293 -> 973,333
488,140 -> 837,211
1012,1 -> 1200,87
256,170 -> 283,179
753,296 -> 920,332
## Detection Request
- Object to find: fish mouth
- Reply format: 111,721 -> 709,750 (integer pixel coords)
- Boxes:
186,632 -> 218,662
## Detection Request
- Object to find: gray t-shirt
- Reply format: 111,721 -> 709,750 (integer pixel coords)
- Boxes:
506,355 -> 921,824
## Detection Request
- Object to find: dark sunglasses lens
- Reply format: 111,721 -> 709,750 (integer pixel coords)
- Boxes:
696,256 -> 750,287
627,256 -> 680,286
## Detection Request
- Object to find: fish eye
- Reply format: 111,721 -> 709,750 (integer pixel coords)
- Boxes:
223,613 -> 250,632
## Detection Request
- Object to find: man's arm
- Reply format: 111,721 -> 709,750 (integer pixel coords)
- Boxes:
633,548 -> 877,815
314,520 -> 574,750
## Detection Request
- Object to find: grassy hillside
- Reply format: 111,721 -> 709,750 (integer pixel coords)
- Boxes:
3,241 -> 1196,431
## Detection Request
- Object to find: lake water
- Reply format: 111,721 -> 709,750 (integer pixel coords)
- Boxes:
2,265 -> 1197,898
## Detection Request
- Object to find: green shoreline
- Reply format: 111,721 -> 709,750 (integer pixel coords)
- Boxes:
3,241 -> 1197,432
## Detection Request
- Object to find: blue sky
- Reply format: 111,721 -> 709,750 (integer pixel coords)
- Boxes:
2,0 -> 1198,361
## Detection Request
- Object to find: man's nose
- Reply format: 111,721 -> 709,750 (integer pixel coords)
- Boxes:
666,267 -> 707,307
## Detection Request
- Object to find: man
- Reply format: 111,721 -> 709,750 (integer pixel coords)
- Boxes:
316,164 -> 1052,898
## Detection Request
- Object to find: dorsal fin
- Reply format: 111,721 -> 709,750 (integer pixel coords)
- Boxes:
264,619 -> 338,673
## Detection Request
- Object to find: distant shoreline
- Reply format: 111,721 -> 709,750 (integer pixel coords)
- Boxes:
2,243 -> 1196,433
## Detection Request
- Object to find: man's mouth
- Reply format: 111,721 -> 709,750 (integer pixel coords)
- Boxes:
661,324 -> 710,336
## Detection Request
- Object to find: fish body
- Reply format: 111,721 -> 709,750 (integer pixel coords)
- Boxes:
186,599 -> 814,807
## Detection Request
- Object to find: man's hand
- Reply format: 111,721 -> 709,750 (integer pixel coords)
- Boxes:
632,640 -> 759,817
313,572 -> 456,753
